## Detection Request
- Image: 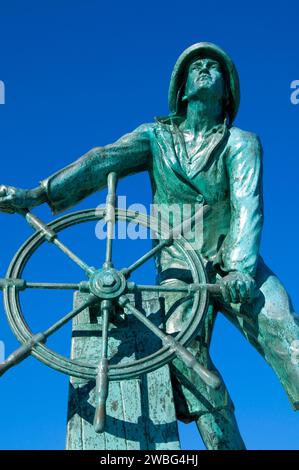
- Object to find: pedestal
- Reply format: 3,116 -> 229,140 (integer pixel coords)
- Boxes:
66,291 -> 180,450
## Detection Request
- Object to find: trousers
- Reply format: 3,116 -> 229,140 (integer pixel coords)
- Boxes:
161,256 -> 299,448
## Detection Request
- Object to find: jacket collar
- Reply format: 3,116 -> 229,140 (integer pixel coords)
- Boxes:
154,115 -> 229,179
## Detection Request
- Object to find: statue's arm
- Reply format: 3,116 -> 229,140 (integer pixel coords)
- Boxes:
41,123 -> 152,213
0,123 -> 152,214
220,128 -> 264,278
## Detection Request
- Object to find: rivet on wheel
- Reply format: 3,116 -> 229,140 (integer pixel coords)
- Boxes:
101,273 -> 116,288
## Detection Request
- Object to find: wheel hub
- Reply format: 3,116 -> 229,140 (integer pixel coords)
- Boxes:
89,268 -> 126,299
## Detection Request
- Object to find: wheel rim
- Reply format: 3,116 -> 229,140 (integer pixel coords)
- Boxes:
3,208 -> 209,380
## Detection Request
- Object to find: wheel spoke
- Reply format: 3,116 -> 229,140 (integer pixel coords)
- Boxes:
26,281 -> 89,291
43,294 -> 97,337
120,240 -> 170,278
118,294 -> 221,389
0,278 -> 90,292
126,281 -> 221,296
0,294 -> 97,377
121,205 -> 210,278
18,209 -> 95,276
52,238 -> 95,276
127,282 -> 191,294
118,295 -> 166,340
103,172 -> 118,268
93,299 -> 113,434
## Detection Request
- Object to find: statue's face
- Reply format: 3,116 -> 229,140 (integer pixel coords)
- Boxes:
184,57 -> 226,102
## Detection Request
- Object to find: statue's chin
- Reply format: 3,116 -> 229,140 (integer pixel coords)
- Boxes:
187,86 -> 215,101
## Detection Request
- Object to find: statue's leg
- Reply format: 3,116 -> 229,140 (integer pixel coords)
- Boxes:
195,408 -> 246,450
162,279 -> 246,450
218,256 -> 299,410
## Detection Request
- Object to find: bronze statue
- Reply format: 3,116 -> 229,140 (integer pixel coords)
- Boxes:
0,42 -> 298,450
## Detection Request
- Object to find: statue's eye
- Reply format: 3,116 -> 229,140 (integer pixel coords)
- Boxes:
191,63 -> 203,71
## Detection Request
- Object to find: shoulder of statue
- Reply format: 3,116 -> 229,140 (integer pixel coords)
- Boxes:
133,122 -> 156,134
124,122 -> 157,146
227,126 -> 262,154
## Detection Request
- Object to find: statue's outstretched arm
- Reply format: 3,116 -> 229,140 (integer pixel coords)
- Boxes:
0,124 -> 152,214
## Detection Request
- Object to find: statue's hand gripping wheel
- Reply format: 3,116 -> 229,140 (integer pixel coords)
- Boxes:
0,172 -> 222,433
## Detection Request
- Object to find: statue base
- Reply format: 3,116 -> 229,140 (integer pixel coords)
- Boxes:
66,291 -> 180,450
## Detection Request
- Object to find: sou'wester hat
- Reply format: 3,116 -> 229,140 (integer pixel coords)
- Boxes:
168,42 -> 240,125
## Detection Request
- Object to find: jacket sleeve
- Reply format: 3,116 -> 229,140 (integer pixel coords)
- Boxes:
40,123 -> 152,213
219,128 -> 264,277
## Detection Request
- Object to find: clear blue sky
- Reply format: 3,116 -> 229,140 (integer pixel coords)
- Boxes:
0,0 -> 298,450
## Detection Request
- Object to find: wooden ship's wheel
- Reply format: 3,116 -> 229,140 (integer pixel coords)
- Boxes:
0,172 -> 221,434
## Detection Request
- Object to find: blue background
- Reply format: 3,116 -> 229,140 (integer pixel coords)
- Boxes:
0,0 -> 298,450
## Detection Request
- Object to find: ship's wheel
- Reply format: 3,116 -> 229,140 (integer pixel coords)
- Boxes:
0,172 -> 221,433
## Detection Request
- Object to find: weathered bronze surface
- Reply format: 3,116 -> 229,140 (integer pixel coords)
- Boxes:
67,291 -> 180,450
0,192 -> 219,448
0,42 -> 298,450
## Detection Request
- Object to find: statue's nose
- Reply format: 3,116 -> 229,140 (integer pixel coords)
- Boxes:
199,68 -> 210,76
198,63 -> 209,74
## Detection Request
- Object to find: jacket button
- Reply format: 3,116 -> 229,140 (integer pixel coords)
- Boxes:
196,195 -> 204,203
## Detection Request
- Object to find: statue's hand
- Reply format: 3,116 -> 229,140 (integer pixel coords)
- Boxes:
219,271 -> 256,304
0,185 -> 32,214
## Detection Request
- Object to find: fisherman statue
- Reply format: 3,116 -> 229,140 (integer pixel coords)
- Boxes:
0,42 -> 298,450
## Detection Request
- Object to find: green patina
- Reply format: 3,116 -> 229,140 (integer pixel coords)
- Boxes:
0,42 -> 299,450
